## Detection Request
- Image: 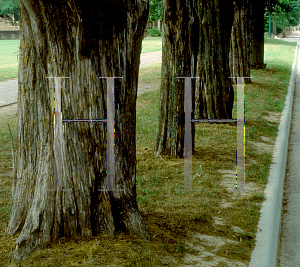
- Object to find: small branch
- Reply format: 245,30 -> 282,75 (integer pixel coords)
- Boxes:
159,155 -> 165,161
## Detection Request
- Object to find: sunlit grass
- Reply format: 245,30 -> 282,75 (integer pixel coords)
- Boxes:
0,40 -> 20,81
141,37 -> 162,53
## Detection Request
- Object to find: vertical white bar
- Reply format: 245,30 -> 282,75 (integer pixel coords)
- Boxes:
184,78 -> 192,191
236,77 -> 245,190
54,77 -> 63,191
107,77 -> 115,191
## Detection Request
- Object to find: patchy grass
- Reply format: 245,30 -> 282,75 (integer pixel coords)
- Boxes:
0,37 -> 297,266
138,62 -> 162,83
0,40 -> 20,81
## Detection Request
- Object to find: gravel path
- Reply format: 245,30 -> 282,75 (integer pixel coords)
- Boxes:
0,50 -> 162,107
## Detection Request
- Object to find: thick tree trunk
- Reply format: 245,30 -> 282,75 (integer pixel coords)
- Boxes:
6,0 -> 149,261
251,0 -> 266,69
154,0 -> 199,158
195,0 -> 234,121
229,0 -> 253,84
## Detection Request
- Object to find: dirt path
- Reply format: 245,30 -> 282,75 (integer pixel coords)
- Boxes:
139,50 -> 162,68
137,50 -> 162,97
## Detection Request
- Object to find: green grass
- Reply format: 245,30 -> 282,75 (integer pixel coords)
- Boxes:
141,37 -> 162,53
0,37 -> 162,82
138,62 -> 162,83
0,40 -> 20,81
134,36 -> 296,264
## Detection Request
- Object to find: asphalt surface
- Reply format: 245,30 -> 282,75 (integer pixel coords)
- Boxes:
249,31 -> 300,266
0,50 -> 162,108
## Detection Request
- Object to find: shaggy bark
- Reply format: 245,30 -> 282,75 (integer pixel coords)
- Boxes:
229,0 -> 253,84
7,123 -> 16,209
251,0 -> 266,69
154,0 -> 199,158
195,0 -> 234,121
6,0 -> 149,260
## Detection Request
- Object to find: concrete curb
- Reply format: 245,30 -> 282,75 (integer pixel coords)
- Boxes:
249,39 -> 300,266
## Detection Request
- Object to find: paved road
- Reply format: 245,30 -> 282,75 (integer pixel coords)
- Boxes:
0,50 -> 162,108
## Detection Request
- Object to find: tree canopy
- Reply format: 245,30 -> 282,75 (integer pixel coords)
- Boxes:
148,0 -> 161,23
264,0 -> 300,33
265,0 -> 290,13
0,0 -> 19,25
286,0 -> 300,26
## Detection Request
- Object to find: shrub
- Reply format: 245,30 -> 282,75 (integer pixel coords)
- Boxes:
148,27 -> 162,37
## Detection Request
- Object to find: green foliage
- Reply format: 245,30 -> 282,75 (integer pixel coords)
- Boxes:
148,0 -> 161,23
0,0 -> 19,26
286,0 -> 300,25
265,0 -> 300,33
148,27 -> 161,37
265,0 -> 290,13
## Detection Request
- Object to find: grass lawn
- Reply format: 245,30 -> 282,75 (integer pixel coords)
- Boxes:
0,37 -> 162,82
141,37 -> 162,53
0,37 -> 297,266
0,40 -> 19,81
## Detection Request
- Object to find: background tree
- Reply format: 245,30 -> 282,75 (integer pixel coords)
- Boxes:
148,0 -> 162,23
154,0 -> 199,158
229,0 -> 253,84
195,0 -> 234,121
251,0 -> 267,69
5,0 -> 149,261
265,0 -> 300,34
0,0 -> 19,25
147,0 -> 162,36
286,0 -> 300,26
252,0 -> 290,69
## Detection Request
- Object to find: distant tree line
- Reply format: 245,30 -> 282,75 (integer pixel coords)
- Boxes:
264,0 -> 300,34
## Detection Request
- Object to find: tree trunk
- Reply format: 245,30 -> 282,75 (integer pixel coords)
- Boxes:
6,0 -> 149,261
154,0 -> 199,158
229,0 -> 253,84
251,0 -> 266,69
195,0 -> 234,121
